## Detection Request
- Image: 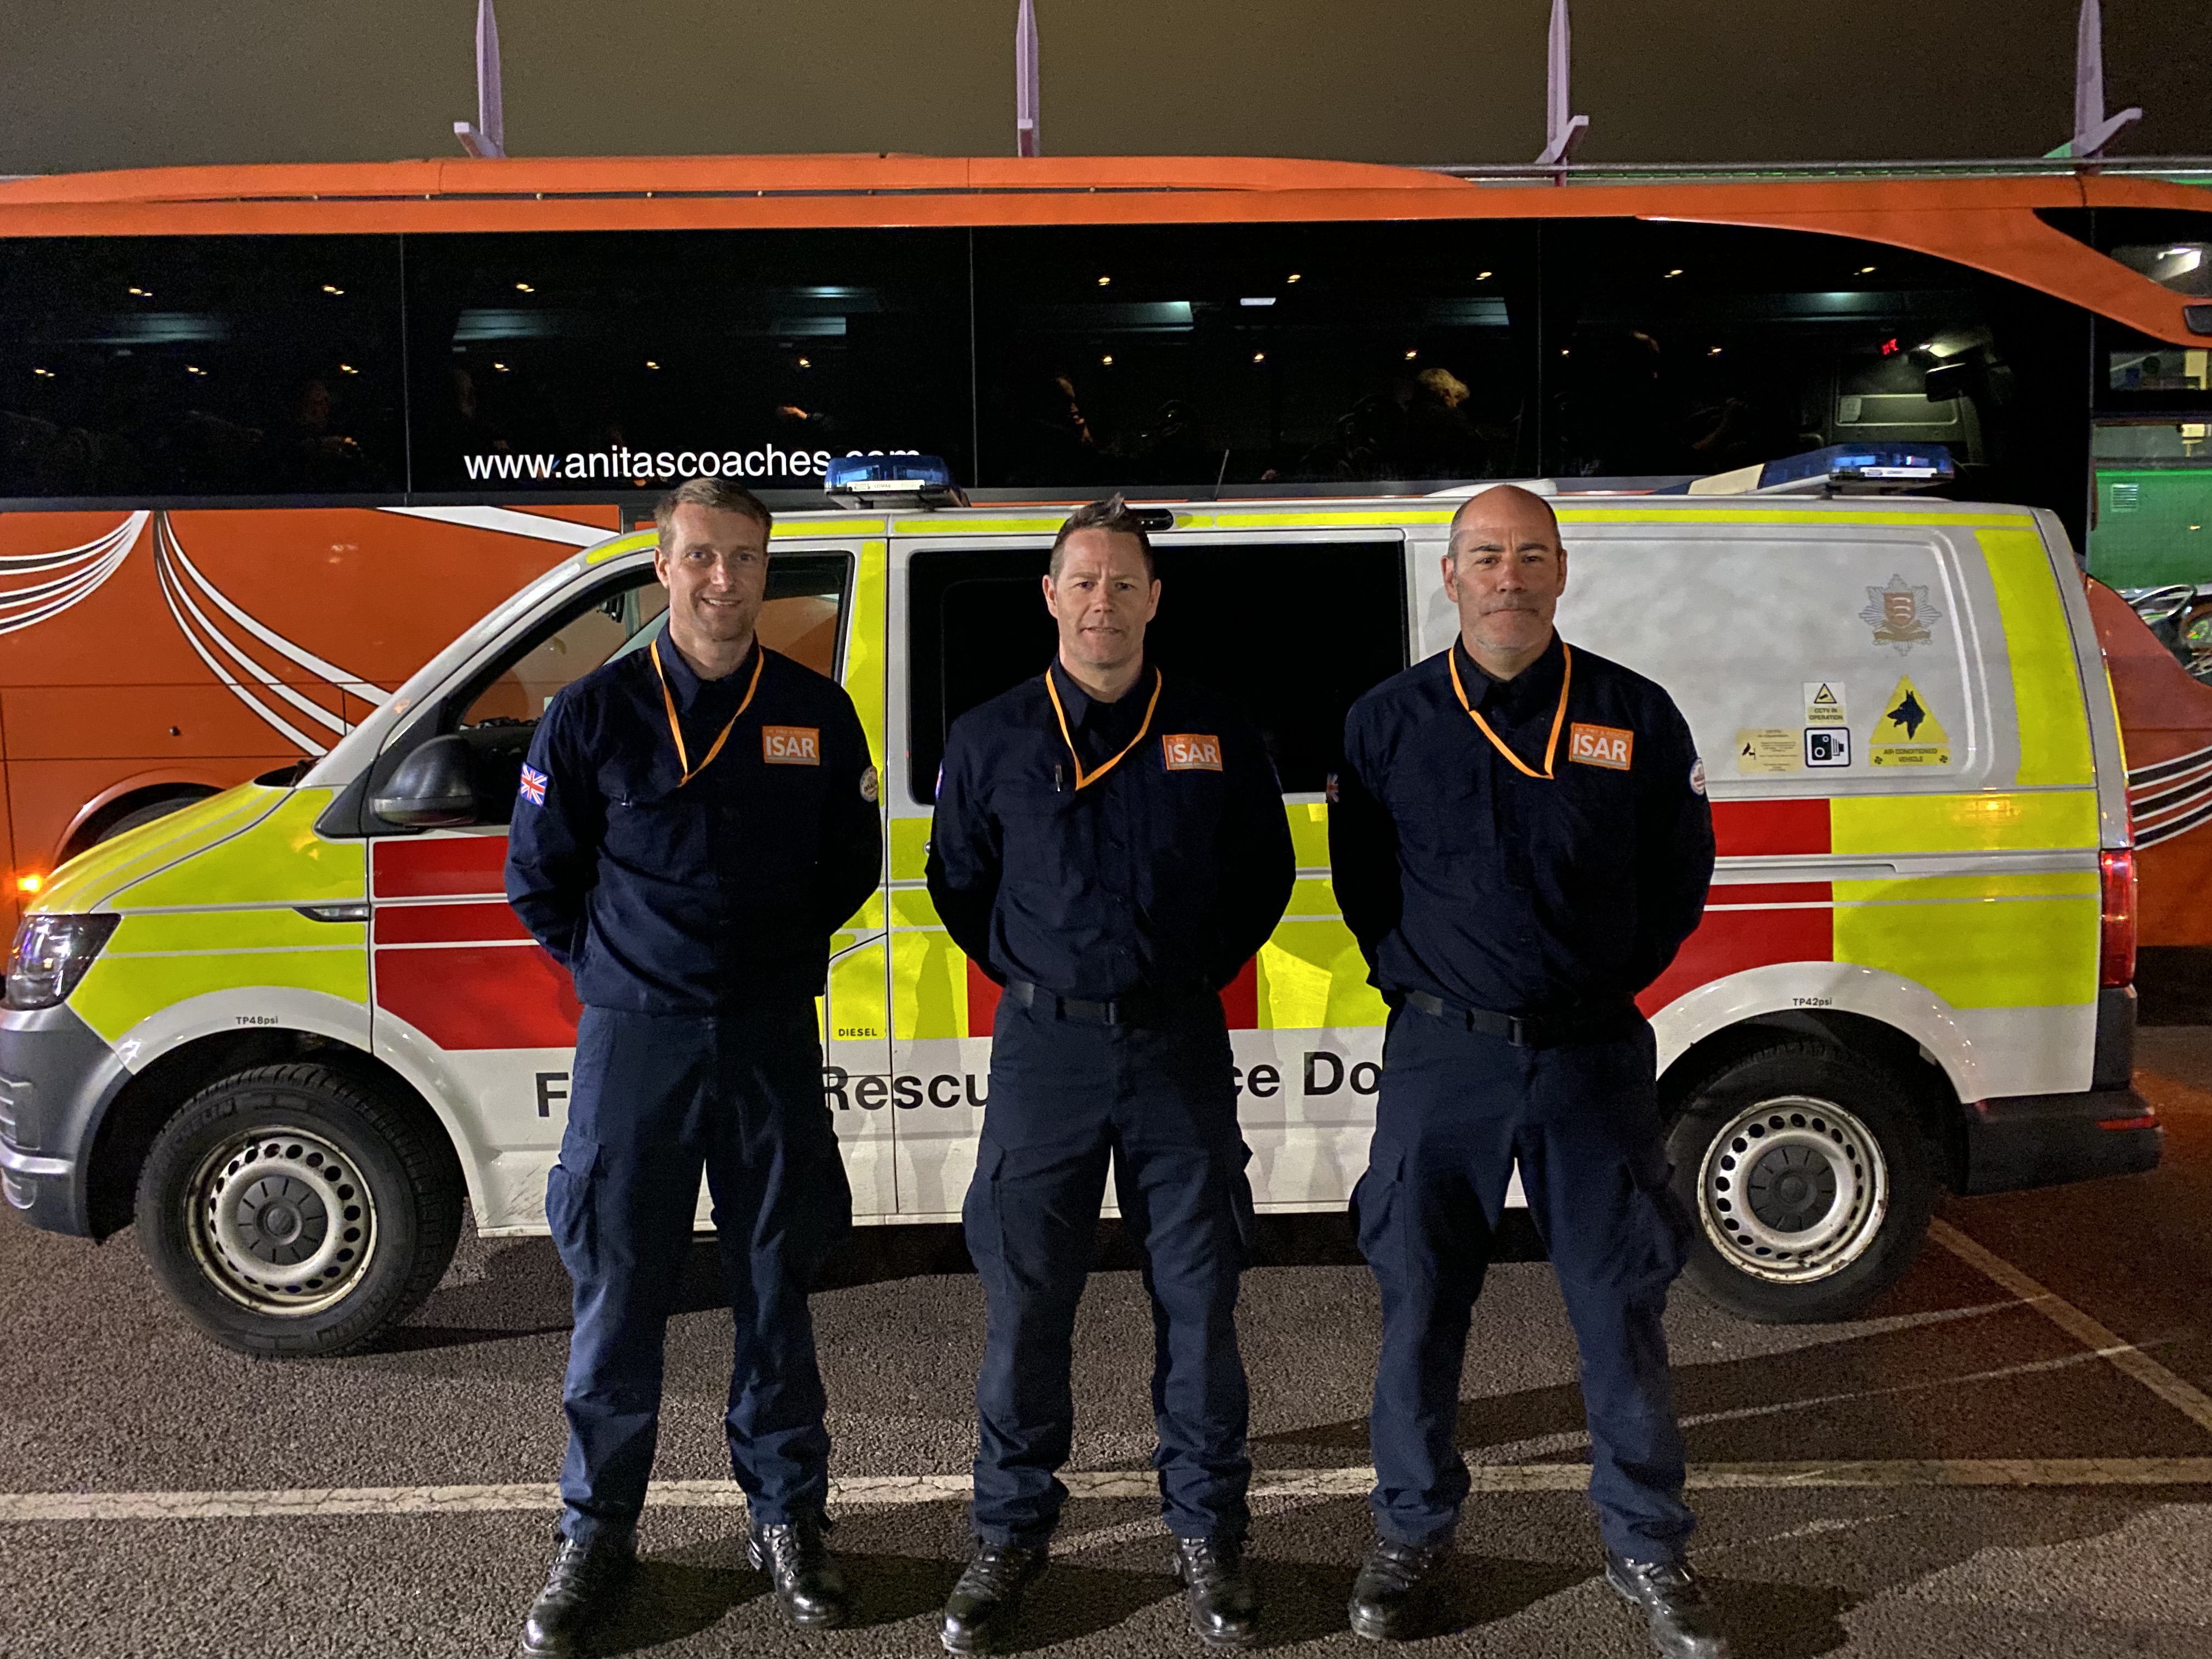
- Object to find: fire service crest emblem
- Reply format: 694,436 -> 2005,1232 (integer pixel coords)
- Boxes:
1860,574 -> 1942,653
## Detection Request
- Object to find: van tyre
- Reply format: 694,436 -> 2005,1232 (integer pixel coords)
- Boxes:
136,1062 -> 464,1358
1666,1039 -> 1936,1324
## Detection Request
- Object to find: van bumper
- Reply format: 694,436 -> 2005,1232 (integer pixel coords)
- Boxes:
1960,1086 -> 2163,1195
0,1002 -> 128,1238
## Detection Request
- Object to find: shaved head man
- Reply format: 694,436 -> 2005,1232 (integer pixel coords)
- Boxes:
1328,487 -> 1731,1655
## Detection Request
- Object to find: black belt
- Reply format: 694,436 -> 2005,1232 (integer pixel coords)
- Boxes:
1397,989 -> 1630,1048
1003,978 -> 1211,1028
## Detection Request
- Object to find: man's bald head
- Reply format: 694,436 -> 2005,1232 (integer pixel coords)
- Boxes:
1441,484 -> 1568,681
1448,484 -> 1560,562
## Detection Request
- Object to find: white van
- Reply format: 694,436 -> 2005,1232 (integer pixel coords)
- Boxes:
1,475 -> 2158,1354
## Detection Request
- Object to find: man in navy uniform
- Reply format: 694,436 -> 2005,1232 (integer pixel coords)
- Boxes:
1329,486 -> 1730,1657
927,496 -> 1295,1652
506,477 -> 881,1656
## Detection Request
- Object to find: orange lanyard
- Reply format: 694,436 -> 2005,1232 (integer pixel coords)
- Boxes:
650,636 -> 763,787
1045,665 -> 1164,791
1447,641 -> 1573,781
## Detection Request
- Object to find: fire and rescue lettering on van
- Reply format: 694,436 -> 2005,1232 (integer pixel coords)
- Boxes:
0,483 -> 2168,1359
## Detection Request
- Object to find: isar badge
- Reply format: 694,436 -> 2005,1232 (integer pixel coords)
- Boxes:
1860,574 -> 1942,654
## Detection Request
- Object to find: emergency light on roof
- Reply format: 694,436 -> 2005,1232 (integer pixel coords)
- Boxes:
823,453 -> 966,507
1675,443 -> 1956,497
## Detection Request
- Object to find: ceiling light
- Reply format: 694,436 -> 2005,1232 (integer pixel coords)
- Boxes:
514,281 -> 535,293
1101,354 -> 1114,365
1286,272 -> 1302,284
338,362 -> 358,374
1251,351 -> 1266,363
1097,274 -> 1111,286
322,283 -> 345,295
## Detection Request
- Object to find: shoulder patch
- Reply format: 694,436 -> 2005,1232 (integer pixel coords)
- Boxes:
1689,757 -> 1707,797
1568,723 -> 1634,772
518,764 -> 548,806
860,765 -> 879,804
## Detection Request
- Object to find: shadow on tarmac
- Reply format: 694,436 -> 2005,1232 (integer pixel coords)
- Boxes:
381,1212 -> 1543,1356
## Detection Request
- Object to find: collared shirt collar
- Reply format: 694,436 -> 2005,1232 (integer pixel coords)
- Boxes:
1048,656 -> 1152,731
658,631 -> 759,714
1453,629 -> 1565,721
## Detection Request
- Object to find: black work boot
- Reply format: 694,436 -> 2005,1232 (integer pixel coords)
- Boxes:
1171,1536 -> 1260,1648
1346,1534 -> 1448,1641
747,1515 -> 848,1628
518,1527 -> 634,1659
940,1542 -> 1049,1655
1605,1552 -> 1734,1659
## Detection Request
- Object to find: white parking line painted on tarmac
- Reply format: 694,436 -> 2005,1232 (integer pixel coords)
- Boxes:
5,1460 -> 2212,1525
1931,1218 -> 2212,1437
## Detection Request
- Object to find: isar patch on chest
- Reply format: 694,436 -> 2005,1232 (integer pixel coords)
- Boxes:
1162,733 -> 1223,771
1567,722 -> 1634,771
761,725 -> 821,764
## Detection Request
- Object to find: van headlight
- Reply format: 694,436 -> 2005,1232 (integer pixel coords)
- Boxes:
5,913 -> 121,1011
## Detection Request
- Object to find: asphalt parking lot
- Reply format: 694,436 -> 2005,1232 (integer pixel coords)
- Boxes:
4,1016 -> 2211,1659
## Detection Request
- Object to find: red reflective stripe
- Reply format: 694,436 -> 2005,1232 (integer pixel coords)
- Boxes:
1705,882 -> 1833,907
2097,1114 -> 2159,1132
373,901 -> 531,944
966,957 -> 1003,1038
374,942 -> 580,1049
1638,901 -> 1834,1016
372,836 -> 509,899
1712,798 -> 1831,857
1219,957 -> 1259,1030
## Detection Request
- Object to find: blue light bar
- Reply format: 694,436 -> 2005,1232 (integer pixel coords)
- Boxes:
1751,443 -> 1956,494
823,453 -> 954,494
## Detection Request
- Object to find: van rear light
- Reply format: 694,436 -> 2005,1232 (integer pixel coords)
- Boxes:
2100,847 -> 2138,988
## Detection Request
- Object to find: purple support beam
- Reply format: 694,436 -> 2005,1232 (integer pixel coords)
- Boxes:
455,0 -> 507,159
1533,0 -> 1588,170
1016,0 -> 1041,157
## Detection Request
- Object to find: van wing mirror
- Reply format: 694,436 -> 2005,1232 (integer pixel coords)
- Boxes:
371,734 -> 484,829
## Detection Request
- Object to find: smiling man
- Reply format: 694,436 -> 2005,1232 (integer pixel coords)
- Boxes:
1328,486 -> 1728,1656
927,496 -> 1294,1653
505,477 -> 881,1655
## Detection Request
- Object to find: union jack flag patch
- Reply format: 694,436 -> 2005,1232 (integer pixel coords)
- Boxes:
518,764 -> 548,806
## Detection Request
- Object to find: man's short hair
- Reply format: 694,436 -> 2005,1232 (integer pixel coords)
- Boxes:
1049,494 -> 1156,579
654,476 -> 772,550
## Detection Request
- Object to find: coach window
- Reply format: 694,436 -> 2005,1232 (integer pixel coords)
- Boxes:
1537,219 -> 2087,535
0,235 -> 405,500
402,230 -> 972,497
972,221 -> 1539,491
906,539 -> 1406,803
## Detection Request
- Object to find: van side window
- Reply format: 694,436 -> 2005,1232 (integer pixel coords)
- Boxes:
460,551 -> 852,731
906,539 -> 1406,803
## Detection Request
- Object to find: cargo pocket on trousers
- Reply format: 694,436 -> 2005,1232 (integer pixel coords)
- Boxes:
1350,1147 -> 1407,1283
1218,1142 -> 1258,1271
962,1141 -> 1007,1277
545,1135 -> 602,1283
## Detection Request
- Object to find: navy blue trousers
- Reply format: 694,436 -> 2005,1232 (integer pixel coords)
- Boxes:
547,1003 -> 851,1546
1355,1006 -> 1696,1561
963,992 -> 1256,1548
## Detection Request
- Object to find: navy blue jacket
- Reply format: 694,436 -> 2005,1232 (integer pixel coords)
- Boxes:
506,638 -> 882,1012
1330,633 -> 1713,1017
927,660 -> 1295,1000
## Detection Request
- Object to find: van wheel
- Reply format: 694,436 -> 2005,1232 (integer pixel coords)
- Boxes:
1666,1039 -> 1935,1323
135,1062 -> 463,1358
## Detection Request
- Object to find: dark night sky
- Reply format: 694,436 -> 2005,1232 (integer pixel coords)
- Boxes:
0,1 -> 2205,176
